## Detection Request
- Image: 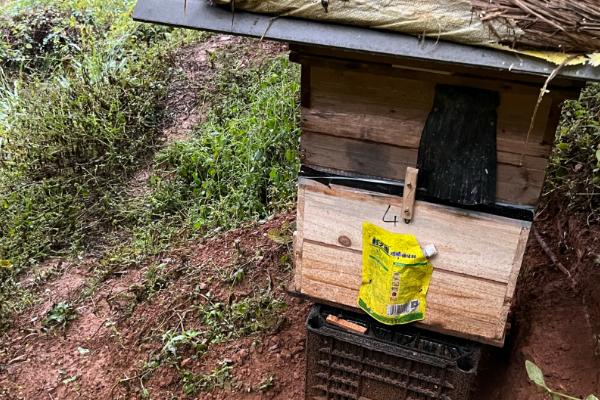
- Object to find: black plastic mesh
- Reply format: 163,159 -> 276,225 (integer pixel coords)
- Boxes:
305,304 -> 482,400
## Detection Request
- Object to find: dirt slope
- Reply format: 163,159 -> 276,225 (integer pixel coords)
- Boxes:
0,213 -> 309,400
477,202 -> 600,399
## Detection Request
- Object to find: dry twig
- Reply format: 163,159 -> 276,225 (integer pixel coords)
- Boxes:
533,227 -> 576,289
472,0 -> 600,52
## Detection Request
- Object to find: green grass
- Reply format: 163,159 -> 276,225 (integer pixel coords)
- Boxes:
0,0 -> 300,329
0,1 -> 171,266
0,0 -> 191,326
143,53 -> 300,232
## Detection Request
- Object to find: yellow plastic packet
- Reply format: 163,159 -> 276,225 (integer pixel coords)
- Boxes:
358,222 -> 433,325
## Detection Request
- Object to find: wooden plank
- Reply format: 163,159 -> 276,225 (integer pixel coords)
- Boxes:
301,108 -> 552,162
311,67 -> 434,116
310,66 -> 554,143
500,227 -> 531,326
496,152 -> 549,170
300,240 -> 509,345
302,131 -> 545,205
290,187 -> 306,292
300,178 -> 530,283
295,179 -> 531,345
301,108 -> 424,149
497,91 -> 552,143
326,315 -> 368,334
496,164 -> 546,206
301,131 -> 416,181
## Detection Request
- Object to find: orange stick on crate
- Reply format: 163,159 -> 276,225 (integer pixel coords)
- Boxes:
326,314 -> 367,335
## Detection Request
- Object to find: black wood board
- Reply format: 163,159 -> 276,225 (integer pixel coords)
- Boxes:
417,84 -> 500,206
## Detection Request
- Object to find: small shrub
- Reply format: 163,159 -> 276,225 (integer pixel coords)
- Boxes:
42,301 -> 77,329
547,83 -> 600,220
199,292 -> 287,344
161,329 -> 207,359
181,361 -> 233,395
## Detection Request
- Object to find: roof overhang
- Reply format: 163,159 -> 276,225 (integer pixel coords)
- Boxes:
133,0 -> 600,82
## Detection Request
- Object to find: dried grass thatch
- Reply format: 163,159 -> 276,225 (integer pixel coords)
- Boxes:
472,0 -> 600,52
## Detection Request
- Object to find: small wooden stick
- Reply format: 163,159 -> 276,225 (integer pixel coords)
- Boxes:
533,228 -> 576,290
326,315 -> 367,335
402,167 -> 419,224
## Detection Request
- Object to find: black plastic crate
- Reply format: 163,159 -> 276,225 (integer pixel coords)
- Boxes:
305,304 -> 482,400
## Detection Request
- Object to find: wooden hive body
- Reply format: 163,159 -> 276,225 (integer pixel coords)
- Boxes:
290,45 -> 584,346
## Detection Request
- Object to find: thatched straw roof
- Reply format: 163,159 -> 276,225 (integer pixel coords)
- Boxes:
472,0 -> 600,52
213,0 -> 600,54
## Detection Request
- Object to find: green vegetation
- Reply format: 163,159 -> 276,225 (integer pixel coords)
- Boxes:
0,0 -> 300,328
0,2 -> 174,270
0,0 -> 180,326
135,287 -> 286,396
199,291 -> 287,344
547,84 -> 600,220
161,329 -> 206,359
144,53 -> 300,231
180,362 -> 234,395
42,301 -> 77,329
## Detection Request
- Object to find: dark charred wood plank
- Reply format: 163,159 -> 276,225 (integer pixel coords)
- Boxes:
417,85 -> 500,205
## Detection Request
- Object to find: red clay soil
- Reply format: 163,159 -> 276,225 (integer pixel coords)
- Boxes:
0,205 -> 599,399
476,202 -> 600,399
0,205 -> 600,400
0,213 -> 309,400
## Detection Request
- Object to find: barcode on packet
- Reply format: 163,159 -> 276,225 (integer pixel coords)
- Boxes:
387,300 -> 419,316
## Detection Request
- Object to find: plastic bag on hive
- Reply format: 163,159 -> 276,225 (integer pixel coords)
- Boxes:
358,222 -> 433,325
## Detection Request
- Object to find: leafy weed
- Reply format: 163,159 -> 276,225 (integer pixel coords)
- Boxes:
42,301 -> 77,329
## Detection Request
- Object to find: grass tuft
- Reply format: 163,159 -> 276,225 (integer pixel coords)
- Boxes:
146,54 -> 300,232
0,1 -> 186,327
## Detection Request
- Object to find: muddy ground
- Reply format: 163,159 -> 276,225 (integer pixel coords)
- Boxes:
1,204 -> 599,400
1,36 -> 599,399
479,201 -> 600,399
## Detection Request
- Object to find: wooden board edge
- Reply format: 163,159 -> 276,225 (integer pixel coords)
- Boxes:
497,225 -> 531,340
506,226 -> 532,300
290,185 -> 306,293
290,51 -> 580,98
298,177 -> 531,229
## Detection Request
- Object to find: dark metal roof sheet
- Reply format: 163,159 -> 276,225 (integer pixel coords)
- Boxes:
133,0 -> 600,82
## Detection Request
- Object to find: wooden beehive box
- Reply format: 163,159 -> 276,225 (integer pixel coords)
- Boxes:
131,0 -> 598,346
289,45 -> 585,346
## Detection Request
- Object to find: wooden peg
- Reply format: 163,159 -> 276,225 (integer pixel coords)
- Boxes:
326,315 -> 367,335
402,167 -> 419,224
